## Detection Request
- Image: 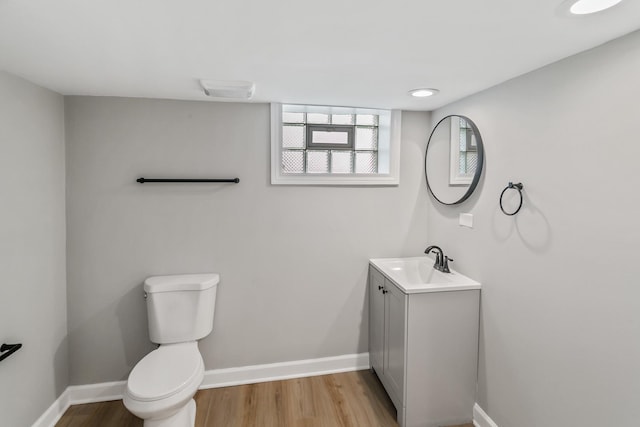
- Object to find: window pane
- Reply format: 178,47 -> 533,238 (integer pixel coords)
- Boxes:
283,112 -> 305,123
306,150 -> 329,173
355,127 -> 378,150
459,151 -> 478,175
307,113 -> 330,124
331,151 -> 353,173
356,114 -> 378,126
467,152 -> 478,173
355,151 -> 378,174
312,130 -> 350,145
282,151 -> 304,173
282,125 -> 305,148
331,114 -> 354,125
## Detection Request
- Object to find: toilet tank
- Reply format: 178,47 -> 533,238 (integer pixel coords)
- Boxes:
144,273 -> 219,344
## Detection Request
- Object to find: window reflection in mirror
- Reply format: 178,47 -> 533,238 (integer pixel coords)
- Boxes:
449,117 -> 478,185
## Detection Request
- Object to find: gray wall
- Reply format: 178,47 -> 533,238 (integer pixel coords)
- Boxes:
428,31 -> 640,426
65,97 -> 430,384
0,72 -> 67,425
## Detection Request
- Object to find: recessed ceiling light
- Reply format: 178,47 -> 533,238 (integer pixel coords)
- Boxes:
564,0 -> 623,15
409,88 -> 439,98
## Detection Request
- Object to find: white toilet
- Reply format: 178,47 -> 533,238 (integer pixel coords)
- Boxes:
124,273 -> 219,427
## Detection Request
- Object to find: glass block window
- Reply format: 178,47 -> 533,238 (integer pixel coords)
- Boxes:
331,150 -> 353,173
282,150 -> 304,173
306,150 -> 330,173
279,108 -> 379,175
282,125 -> 305,149
355,151 -> 377,174
271,103 -> 401,185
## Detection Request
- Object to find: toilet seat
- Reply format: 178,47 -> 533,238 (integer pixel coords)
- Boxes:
126,342 -> 203,402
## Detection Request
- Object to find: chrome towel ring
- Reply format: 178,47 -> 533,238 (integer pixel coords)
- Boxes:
500,182 -> 524,216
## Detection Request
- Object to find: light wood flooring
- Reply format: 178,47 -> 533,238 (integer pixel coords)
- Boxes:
55,370 -> 473,427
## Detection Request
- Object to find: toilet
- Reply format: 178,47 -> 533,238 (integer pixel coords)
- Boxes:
124,273 -> 219,427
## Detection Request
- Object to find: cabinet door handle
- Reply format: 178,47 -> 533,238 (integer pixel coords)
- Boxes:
378,285 -> 384,290
382,289 -> 388,294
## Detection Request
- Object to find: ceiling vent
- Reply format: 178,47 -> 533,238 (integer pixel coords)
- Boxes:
200,80 -> 255,99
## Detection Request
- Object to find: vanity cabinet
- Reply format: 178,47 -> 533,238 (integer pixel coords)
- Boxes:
369,266 -> 405,407
369,264 -> 480,427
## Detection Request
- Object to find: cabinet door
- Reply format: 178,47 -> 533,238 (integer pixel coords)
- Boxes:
384,279 -> 406,402
369,268 -> 385,374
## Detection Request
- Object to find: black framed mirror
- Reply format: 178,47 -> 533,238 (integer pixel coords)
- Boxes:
424,115 -> 484,205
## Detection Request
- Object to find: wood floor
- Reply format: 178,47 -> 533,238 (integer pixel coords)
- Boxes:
55,370 -> 473,427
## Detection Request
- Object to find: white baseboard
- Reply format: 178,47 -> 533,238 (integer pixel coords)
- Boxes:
31,390 -> 70,427
201,352 -> 370,389
66,380 -> 127,405
31,381 -> 127,427
473,403 -> 499,427
32,352 -> 370,427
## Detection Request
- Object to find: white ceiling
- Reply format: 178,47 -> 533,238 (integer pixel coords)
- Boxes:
1,0 -> 640,110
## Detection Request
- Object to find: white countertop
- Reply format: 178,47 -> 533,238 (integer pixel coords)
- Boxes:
369,256 -> 481,294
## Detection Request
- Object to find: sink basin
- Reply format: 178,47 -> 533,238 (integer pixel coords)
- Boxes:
369,256 -> 481,294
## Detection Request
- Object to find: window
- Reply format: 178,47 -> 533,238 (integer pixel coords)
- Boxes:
271,103 -> 401,185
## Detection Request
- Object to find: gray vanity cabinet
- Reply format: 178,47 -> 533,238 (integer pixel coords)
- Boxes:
369,267 -> 386,375
369,265 -> 480,427
369,267 -> 405,408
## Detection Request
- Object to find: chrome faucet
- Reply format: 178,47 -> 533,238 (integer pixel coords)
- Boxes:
424,245 -> 453,273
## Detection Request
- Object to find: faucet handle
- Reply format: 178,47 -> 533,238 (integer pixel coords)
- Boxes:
433,252 -> 441,269
425,245 -> 445,271
442,256 -> 453,273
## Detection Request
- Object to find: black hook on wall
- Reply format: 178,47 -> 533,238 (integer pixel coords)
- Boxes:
500,182 -> 524,216
0,343 -> 22,363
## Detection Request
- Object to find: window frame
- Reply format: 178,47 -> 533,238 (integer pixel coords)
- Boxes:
306,124 -> 355,150
271,103 -> 401,186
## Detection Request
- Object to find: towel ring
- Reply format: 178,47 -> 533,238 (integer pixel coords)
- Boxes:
500,182 -> 524,216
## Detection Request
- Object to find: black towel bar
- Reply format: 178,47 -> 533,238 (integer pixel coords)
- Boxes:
137,177 -> 239,184
0,343 -> 22,363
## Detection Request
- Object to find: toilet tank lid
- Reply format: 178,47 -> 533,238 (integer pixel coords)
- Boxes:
144,273 -> 219,293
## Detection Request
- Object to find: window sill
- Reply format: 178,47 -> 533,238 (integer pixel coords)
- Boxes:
271,173 -> 399,186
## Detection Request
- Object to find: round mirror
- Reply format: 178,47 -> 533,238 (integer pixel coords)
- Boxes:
424,115 -> 484,205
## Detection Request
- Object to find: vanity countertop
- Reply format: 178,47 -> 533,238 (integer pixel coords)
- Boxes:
369,256 -> 481,294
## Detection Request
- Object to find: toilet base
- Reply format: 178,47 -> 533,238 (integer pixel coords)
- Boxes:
143,398 -> 196,427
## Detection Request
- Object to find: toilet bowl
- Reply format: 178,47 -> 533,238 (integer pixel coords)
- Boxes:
124,342 -> 204,426
124,273 -> 218,427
